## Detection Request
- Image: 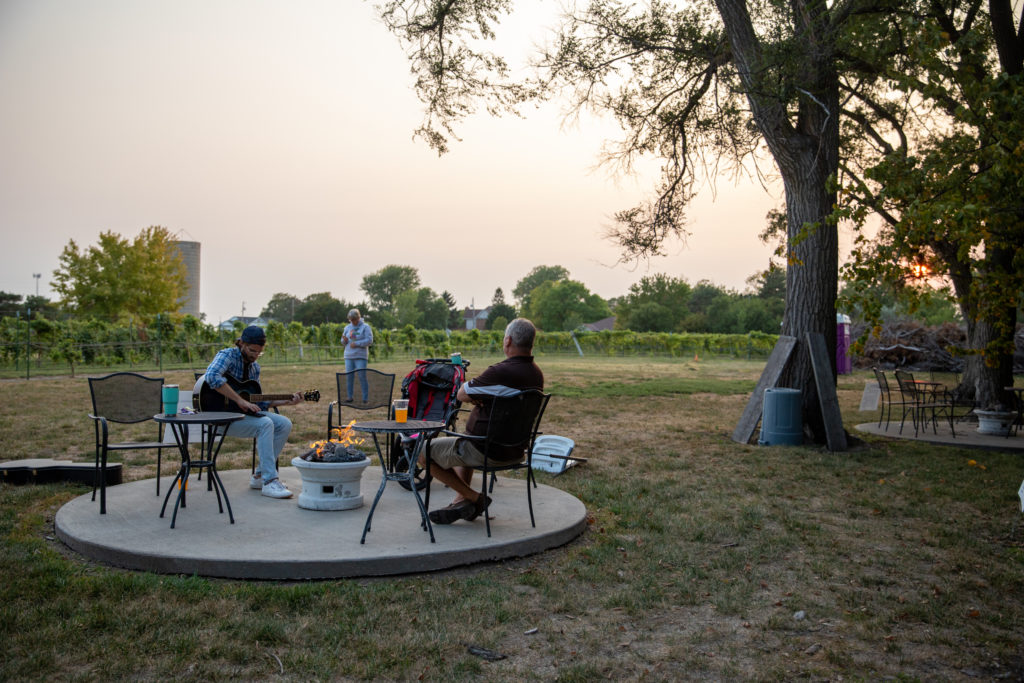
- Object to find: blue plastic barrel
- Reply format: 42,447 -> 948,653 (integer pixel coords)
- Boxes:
759,388 -> 803,446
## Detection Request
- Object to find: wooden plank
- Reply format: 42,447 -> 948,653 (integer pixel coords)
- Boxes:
731,335 -> 798,444
806,332 -> 848,452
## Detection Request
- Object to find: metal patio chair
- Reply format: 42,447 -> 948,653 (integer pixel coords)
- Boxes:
87,372 -> 166,514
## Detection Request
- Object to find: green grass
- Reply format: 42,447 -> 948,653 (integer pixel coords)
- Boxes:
1,356 -> 1023,680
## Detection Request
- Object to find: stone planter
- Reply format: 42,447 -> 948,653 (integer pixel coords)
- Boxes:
975,410 -> 1015,436
290,456 -> 371,511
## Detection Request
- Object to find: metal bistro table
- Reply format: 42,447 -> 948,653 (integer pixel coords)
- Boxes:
353,419 -> 444,544
154,411 -> 244,529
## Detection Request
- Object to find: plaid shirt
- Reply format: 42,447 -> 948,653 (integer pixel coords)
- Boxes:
204,347 -> 261,400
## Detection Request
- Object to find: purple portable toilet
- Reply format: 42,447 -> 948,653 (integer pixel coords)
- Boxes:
836,313 -> 852,374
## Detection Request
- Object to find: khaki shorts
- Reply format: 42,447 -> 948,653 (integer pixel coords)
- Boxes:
426,436 -> 524,469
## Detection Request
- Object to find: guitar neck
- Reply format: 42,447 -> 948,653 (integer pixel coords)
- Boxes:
248,394 -> 295,402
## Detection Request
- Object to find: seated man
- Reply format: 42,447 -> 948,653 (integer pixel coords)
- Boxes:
423,318 -> 544,524
197,325 -> 303,499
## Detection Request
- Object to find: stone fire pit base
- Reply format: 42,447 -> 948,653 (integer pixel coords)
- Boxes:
291,456 -> 371,511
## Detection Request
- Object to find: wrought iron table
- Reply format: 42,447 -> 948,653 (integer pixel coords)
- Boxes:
154,411 -> 243,529
352,419 -> 444,543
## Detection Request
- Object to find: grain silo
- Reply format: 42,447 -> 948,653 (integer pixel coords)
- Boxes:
172,240 -> 201,317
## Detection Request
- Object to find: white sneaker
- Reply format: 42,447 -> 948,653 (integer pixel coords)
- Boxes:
249,472 -> 263,489
261,479 -> 292,499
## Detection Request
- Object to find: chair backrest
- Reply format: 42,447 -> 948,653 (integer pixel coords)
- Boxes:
335,369 -> 395,411
482,390 -> 551,457
893,370 -> 918,399
872,367 -> 890,395
88,372 -> 164,424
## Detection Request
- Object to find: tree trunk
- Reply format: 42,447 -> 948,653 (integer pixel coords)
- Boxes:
716,0 -> 841,444
945,242 -> 1017,409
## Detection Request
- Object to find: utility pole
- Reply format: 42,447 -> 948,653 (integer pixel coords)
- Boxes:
32,273 -> 40,296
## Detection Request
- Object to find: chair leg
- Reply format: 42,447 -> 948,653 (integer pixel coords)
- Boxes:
99,447 -> 107,515
155,447 -> 162,497
481,477 -> 492,538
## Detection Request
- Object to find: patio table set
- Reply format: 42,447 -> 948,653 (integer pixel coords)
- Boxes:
872,367 -> 1022,439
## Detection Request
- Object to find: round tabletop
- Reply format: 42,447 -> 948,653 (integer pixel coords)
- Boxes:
153,411 -> 245,425
351,419 -> 445,435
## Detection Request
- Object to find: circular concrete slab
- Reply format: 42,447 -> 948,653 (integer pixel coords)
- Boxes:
55,466 -> 587,580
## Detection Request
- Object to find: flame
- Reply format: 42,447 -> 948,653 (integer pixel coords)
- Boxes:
308,419 -> 364,458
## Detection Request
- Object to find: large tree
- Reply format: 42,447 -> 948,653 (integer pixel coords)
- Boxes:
615,274 -> 693,332
394,286 -> 450,329
512,265 -> 570,312
260,292 -> 302,323
487,287 -> 517,329
52,226 -> 186,319
360,265 -> 421,316
379,0 -> 905,445
524,279 -> 611,331
838,1 -> 1024,410
294,292 -> 351,325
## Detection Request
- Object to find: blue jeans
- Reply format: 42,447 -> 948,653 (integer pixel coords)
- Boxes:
226,411 -> 292,482
345,358 -> 369,401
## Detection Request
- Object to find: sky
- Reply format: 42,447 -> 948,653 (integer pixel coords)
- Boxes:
0,0 -> 787,325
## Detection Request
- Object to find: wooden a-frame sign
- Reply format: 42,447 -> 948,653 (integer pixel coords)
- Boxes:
731,332 -> 847,452
805,331 -> 848,451
731,335 -> 797,444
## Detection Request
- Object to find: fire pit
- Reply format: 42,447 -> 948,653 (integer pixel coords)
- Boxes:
291,422 -> 371,511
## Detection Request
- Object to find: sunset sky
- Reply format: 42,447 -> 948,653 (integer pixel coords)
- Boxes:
0,0 -> 791,324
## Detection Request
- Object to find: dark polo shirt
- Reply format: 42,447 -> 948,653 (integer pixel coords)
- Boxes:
463,355 -> 544,460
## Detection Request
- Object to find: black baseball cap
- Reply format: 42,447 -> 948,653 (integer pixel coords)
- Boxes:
240,325 -> 266,344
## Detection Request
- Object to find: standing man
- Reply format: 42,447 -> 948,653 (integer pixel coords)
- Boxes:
423,318 -> 544,524
198,325 -> 303,499
341,308 -> 374,402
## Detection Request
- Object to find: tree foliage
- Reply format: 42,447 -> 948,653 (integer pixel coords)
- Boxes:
294,292 -> 351,325
360,265 -> 421,314
837,0 -> 1024,408
614,274 -> 692,333
524,279 -> 611,331
395,287 -> 450,329
51,226 -> 186,319
487,287 -> 516,329
512,264 -> 569,311
260,292 -> 302,322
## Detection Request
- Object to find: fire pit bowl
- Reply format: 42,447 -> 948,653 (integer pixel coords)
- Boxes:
291,455 -> 370,511
291,442 -> 371,511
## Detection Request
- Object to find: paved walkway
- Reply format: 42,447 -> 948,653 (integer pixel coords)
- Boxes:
855,420 -> 1024,452
55,466 -> 587,580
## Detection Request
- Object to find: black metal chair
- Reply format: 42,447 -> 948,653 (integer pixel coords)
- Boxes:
326,369 -> 395,439
87,372 -> 166,514
428,389 -> 550,537
873,368 -> 914,431
894,370 -> 956,437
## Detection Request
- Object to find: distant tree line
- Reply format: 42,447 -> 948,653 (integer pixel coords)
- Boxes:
7,228 -> 962,341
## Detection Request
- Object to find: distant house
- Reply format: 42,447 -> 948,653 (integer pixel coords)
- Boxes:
579,316 -> 616,332
218,316 -> 268,332
463,306 -> 490,331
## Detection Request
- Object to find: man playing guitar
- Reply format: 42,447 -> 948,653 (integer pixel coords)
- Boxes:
195,325 -> 303,499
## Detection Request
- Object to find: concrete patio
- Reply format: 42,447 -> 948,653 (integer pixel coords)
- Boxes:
855,419 -> 1024,452
55,465 -> 588,580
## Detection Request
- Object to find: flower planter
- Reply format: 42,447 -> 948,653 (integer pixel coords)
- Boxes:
975,410 -> 1015,436
290,456 -> 371,511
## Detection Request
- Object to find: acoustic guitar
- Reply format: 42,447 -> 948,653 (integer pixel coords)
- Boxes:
195,374 -> 320,413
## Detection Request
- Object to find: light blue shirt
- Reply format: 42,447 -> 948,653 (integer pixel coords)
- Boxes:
342,320 -> 373,360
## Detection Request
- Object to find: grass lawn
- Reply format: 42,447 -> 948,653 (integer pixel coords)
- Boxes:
1,355 -> 1022,680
